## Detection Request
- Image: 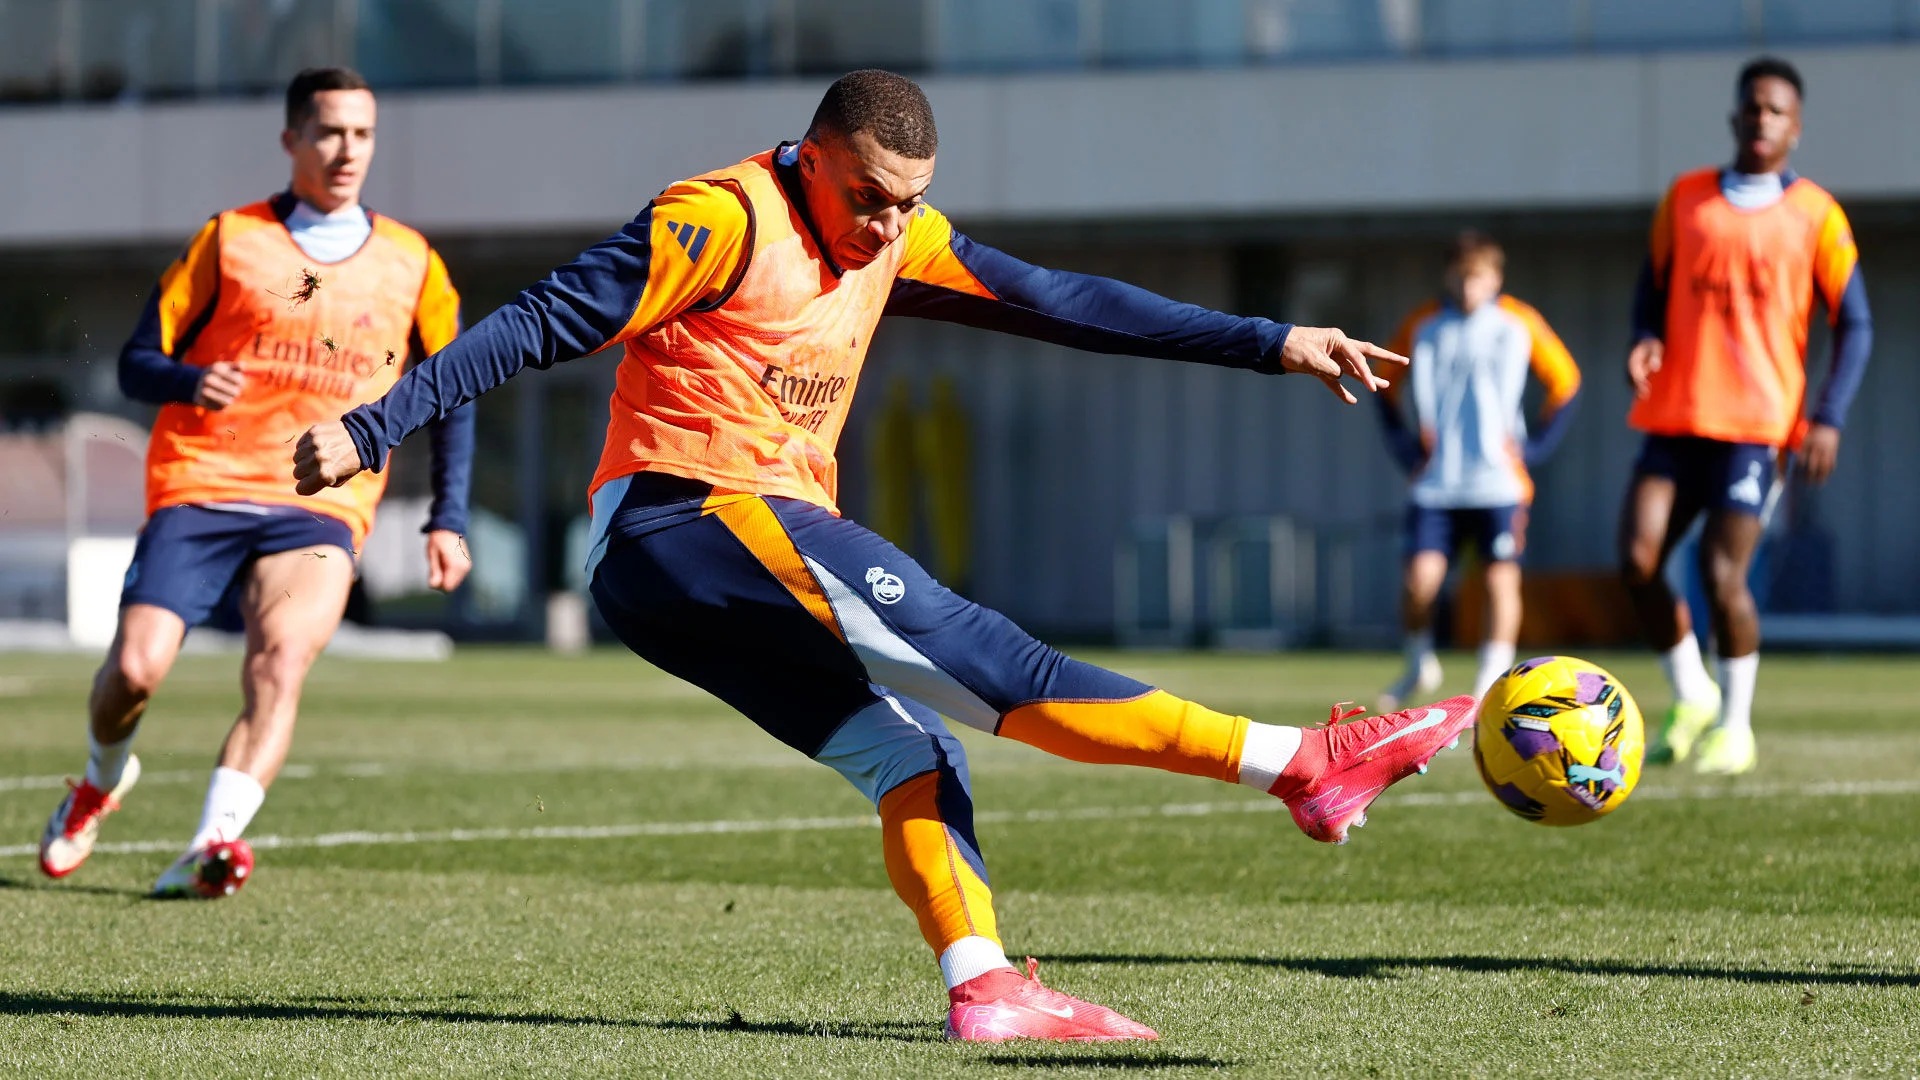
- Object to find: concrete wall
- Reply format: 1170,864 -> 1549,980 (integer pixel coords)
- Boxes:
6,43 -> 1920,246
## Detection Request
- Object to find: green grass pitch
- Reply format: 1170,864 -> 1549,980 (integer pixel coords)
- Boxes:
1,648 -> 1915,1077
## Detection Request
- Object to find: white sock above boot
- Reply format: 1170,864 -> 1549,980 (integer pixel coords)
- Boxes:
1658,633 -> 1719,705
1716,653 -> 1759,734
86,733 -> 134,791
188,767 -> 266,851
1237,722 -> 1304,791
1472,641 -> 1517,699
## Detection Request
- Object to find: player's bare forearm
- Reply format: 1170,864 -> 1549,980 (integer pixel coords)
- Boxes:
292,419 -> 365,496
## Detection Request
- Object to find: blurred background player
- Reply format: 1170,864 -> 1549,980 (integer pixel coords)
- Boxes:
292,69 -> 1480,1042
1620,56 -> 1871,775
1376,231 -> 1581,710
36,68 -> 476,897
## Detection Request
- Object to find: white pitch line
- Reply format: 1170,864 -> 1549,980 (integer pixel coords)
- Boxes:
2,777 -> 1917,861
0,756 -> 815,793
0,764 -> 319,793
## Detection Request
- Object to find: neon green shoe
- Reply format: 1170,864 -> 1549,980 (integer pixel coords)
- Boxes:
1692,726 -> 1757,776
1645,694 -> 1720,766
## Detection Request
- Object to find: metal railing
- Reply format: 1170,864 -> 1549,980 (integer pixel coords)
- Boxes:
2,0 -> 1912,106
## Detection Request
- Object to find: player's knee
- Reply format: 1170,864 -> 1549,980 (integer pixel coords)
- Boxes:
1618,537 -> 1663,588
1702,556 -> 1751,608
108,645 -> 170,700
245,639 -> 321,694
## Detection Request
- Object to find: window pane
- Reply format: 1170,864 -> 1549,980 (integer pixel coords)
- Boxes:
645,0 -> 772,80
0,0 -> 63,101
937,0 -> 1080,71
357,0 -> 481,89
1426,0 -> 1581,54
500,0 -> 622,84
792,0 -> 927,76
214,0 -> 348,94
1243,0 -> 1400,62
1764,0 -> 1902,41
1589,0 -> 1746,48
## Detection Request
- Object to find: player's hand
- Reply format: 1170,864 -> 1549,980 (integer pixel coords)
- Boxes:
1627,337 -> 1664,398
425,529 -> 470,592
1281,326 -> 1405,404
194,361 -> 246,409
1799,423 -> 1841,485
293,420 -> 365,495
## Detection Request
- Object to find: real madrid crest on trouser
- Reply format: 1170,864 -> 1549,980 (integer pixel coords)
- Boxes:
866,566 -> 906,605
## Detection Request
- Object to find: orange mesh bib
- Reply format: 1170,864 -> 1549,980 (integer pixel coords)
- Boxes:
145,202 -> 433,545
1631,170 -> 1838,447
591,152 -> 907,511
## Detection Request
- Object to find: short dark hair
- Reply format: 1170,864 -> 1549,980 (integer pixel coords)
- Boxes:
1446,230 -> 1504,274
805,69 -> 937,159
286,67 -> 371,130
1738,55 -> 1803,101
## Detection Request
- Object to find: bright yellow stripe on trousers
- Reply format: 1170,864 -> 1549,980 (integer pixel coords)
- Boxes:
708,495 -> 845,642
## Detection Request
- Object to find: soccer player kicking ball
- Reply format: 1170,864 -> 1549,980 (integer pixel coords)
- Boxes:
1621,56 -> 1871,776
1375,232 -> 1581,710
293,70 -> 1476,1042
38,68 -> 475,897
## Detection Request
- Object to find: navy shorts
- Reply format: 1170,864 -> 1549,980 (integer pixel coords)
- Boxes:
1405,504 -> 1528,563
1633,435 -> 1778,516
121,504 -> 355,631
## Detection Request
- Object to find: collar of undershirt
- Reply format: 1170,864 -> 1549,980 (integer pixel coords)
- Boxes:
1719,165 -> 1800,209
269,189 -> 376,225
772,140 -> 845,278
267,190 -> 377,263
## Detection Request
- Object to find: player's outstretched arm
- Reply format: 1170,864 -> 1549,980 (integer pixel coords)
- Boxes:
1279,326 -> 1402,404
887,212 -> 1402,402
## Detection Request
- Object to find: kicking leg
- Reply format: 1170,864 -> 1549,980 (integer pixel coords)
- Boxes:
763,498 -> 1476,845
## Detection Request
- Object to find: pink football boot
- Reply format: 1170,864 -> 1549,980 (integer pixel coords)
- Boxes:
1273,696 -> 1479,844
946,959 -> 1159,1042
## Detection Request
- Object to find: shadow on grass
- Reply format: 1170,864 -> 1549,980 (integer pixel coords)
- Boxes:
980,1052 -> 1230,1070
1041,953 -> 1920,988
0,874 -> 148,899
0,992 -> 937,1042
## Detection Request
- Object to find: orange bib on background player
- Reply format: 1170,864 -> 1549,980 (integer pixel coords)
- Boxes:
1630,167 -> 1859,448
591,151 -> 915,511
145,202 -> 439,545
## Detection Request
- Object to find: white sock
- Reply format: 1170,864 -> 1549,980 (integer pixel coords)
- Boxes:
85,733 -> 134,790
1405,629 -> 1436,673
1473,641 -> 1517,699
939,936 -> 1014,990
1237,722 -> 1303,792
1716,653 -> 1758,734
1658,634 -> 1718,704
188,767 -> 266,851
